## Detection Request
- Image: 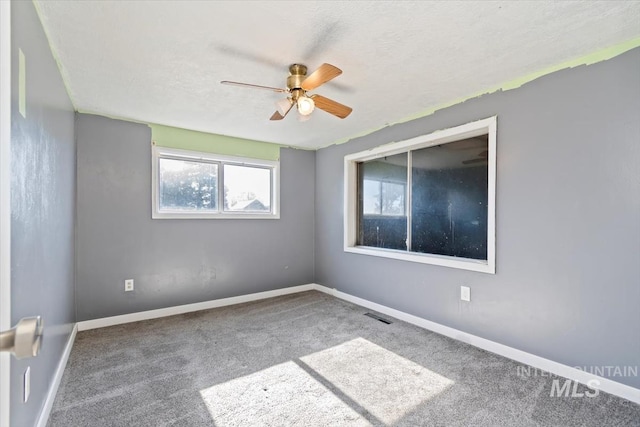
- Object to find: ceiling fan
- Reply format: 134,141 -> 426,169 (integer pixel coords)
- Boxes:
221,63 -> 352,121
462,150 -> 489,165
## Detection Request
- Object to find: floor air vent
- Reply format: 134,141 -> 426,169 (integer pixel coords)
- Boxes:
364,313 -> 392,324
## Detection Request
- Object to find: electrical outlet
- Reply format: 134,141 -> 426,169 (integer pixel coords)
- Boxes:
24,366 -> 30,403
124,279 -> 134,292
460,286 -> 471,302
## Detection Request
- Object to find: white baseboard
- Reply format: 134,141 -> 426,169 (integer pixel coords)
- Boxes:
309,283 -> 640,405
77,284 -> 317,331
36,323 -> 77,427
73,282 -> 640,405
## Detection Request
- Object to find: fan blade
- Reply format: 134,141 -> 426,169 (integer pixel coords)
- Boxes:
301,63 -> 342,91
270,111 -> 285,120
462,158 -> 488,165
311,94 -> 352,119
445,137 -> 489,150
270,101 -> 293,121
221,81 -> 287,93
275,98 -> 293,116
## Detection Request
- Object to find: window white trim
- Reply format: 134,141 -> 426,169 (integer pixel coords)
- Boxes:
344,116 -> 496,274
152,145 -> 280,219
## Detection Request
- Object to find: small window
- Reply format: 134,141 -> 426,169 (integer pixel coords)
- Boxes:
223,164 -> 271,213
344,117 -> 496,273
159,157 -> 218,212
152,146 -> 279,219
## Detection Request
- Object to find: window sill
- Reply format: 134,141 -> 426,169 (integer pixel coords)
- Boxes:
343,245 -> 495,274
152,211 -> 280,220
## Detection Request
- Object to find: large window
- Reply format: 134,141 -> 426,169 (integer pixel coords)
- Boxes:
152,146 -> 279,219
344,117 -> 496,273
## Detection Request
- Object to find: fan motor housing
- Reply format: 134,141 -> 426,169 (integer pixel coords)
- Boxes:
287,64 -> 308,90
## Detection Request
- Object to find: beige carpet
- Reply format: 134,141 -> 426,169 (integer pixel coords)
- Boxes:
48,291 -> 640,426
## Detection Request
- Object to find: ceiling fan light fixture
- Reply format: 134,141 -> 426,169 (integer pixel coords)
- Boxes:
298,112 -> 312,122
276,97 -> 293,116
297,96 -> 315,116
222,63 -> 351,121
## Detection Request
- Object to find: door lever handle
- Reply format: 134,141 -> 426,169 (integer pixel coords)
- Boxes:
0,316 -> 43,359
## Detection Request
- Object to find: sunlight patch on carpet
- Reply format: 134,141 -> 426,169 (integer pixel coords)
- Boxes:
199,360 -> 371,426
200,337 -> 453,425
300,337 -> 454,424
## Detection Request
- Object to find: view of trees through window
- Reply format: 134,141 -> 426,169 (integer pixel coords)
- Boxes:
159,158 -> 218,211
158,157 -> 272,214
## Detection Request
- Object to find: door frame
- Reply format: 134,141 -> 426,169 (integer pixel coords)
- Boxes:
0,0 -> 12,425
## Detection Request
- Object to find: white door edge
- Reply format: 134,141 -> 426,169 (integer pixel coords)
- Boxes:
0,1 -> 12,426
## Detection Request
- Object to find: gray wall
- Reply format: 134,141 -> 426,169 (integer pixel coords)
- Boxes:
315,48 -> 640,388
10,1 -> 76,426
75,114 -> 315,321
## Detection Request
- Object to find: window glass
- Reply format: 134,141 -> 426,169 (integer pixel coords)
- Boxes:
223,164 -> 271,212
357,153 -> 407,250
362,179 -> 381,215
411,136 -> 488,259
159,158 -> 218,211
344,117 -> 495,273
153,147 -> 279,219
382,182 -> 405,216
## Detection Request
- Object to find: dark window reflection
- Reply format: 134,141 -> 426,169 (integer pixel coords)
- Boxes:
355,135 -> 489,261
411,136 -> 488,260
357,153 -> 407,250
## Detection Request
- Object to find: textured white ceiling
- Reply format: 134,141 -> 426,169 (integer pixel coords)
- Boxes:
34,1 -> 640,149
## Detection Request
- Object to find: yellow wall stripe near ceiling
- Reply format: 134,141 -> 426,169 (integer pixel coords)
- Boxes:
150,123 -> 284,161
